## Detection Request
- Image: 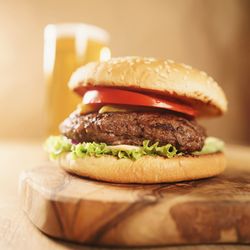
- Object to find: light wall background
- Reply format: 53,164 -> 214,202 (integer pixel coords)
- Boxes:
0,0 -> 249,144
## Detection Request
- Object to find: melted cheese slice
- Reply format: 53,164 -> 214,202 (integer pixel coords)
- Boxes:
98,105 -> 130,113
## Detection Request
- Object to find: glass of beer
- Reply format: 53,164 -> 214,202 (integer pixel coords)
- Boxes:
44,23 -> 110,135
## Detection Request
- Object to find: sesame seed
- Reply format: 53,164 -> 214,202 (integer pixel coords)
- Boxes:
181,63 -> 192,70
164,62 -> 170,69
146,58 -> 156,63
159,72 -> 167,78
200,71 -> 207,76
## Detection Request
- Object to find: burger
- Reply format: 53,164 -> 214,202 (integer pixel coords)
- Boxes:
45,57 -> 227,183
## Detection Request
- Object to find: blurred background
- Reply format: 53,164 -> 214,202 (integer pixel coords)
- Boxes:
0,0 -> 249,145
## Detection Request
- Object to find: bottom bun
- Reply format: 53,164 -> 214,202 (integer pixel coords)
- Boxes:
55,152 -> 226,184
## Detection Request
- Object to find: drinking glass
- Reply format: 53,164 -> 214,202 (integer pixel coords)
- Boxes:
44,23 -> 110,135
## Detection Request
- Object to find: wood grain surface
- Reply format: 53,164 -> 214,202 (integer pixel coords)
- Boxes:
2,199 -> 250,250
19,159 -> 250,247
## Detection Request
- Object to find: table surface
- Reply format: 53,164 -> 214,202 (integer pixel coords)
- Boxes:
0,139 -> 250,250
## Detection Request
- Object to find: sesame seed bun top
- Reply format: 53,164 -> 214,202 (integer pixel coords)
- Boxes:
68,56 -> 228,117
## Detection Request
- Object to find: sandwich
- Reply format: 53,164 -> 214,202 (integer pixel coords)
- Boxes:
45,56 -> 227,183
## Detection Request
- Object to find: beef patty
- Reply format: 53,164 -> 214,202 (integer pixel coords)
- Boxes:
60,111 -> 206,153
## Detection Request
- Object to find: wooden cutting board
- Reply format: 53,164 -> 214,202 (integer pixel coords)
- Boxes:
19,160 -> 250,247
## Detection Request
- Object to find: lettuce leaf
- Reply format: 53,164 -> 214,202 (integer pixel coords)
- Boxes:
44,136 -> 72,159
44,136 -> 224,161
192,137 -> 224,155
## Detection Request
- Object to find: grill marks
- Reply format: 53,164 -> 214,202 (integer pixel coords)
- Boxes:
60,111 -> 206,153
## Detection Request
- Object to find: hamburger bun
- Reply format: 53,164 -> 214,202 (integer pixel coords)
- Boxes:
55,152 -> 226,184
69,57 -> 227,117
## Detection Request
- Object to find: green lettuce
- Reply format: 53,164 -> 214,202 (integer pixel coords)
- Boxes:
44,136 -> 72,159
44,136 -> 224,161
192,137 -> 224,155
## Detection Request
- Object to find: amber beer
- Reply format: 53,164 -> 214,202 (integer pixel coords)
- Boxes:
44,23 -> 110,135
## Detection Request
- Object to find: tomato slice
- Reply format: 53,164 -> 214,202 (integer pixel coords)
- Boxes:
82,87 -> 197,116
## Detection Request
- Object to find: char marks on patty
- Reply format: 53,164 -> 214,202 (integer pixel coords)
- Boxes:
60,111 -> 206,153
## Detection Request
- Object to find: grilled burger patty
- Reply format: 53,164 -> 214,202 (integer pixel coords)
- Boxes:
60,111 -> 206,153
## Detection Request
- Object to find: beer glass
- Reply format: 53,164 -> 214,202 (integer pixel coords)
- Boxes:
44,23 -> 110,135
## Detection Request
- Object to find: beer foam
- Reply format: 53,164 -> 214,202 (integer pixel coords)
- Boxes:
44,23 -> 110,43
